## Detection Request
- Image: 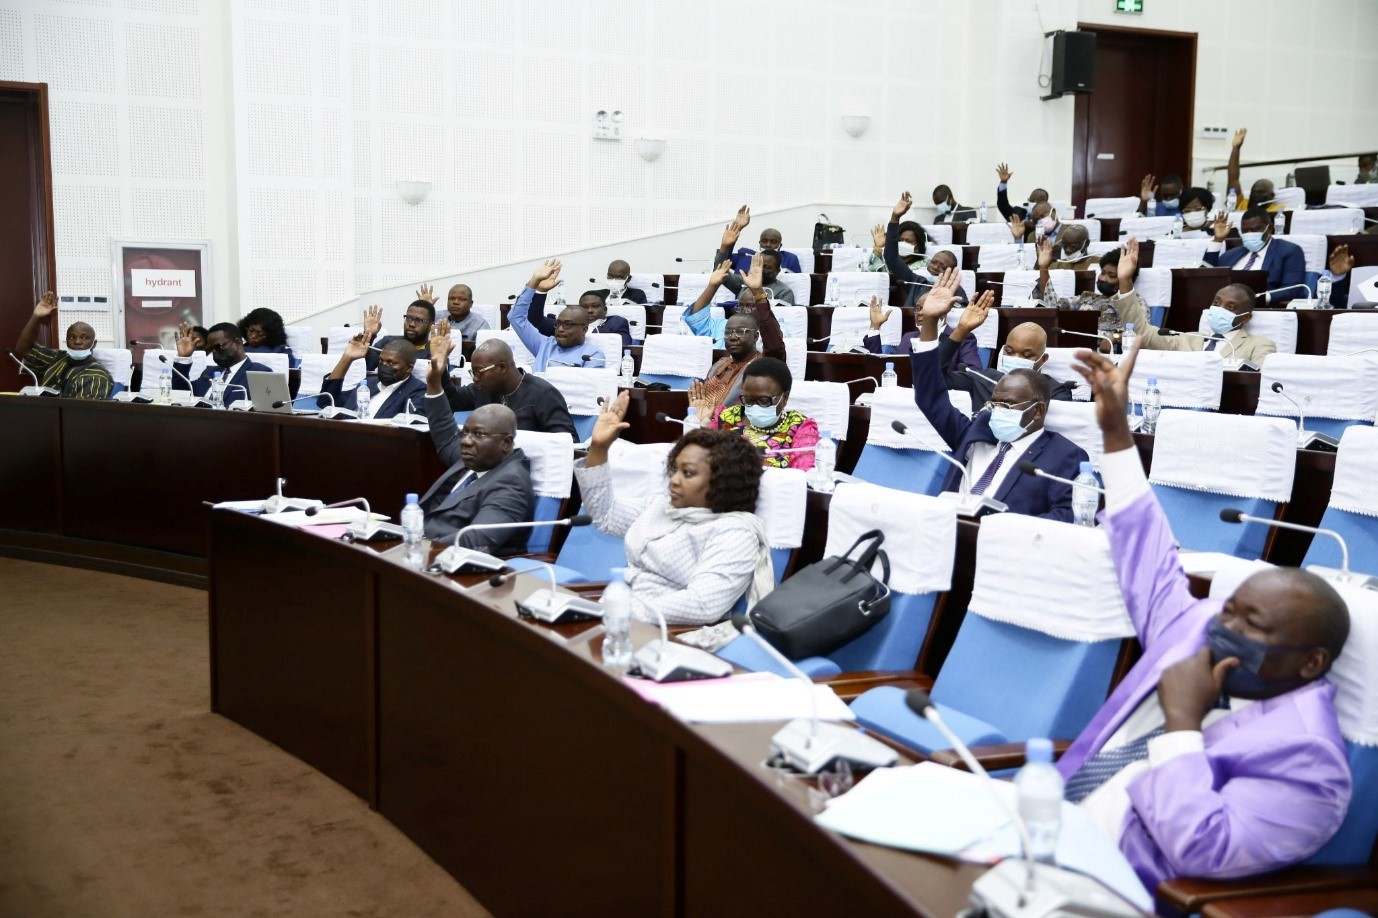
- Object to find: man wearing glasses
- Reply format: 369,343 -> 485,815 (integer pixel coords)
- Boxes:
430,331 -> 576,439
908,270 -> 1088,522
416,348 -> 535,548
360,299 -> 437,372
508,260 -> 608,372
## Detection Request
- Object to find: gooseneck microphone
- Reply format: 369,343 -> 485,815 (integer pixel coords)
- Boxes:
8,352 -> 57,396
890,420 -> 1008,517
1268,381 -> 1337,450
434,515 -> 594,575
511,548 -> 607,624
654,411 -> 693,429
1218,508 -> 1374,590
1016,460 -> 1106,495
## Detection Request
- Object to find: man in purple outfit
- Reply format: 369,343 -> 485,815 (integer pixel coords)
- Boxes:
1062,343 -> 1352,893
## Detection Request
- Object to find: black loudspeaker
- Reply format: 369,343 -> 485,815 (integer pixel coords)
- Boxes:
1049,30 -> 1096,97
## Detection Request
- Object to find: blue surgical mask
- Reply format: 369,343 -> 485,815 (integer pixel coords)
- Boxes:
1205,305 -> 1240,336
1240,231 -> 1267,253
743,404 -> 780,428
997,353 -> 1036,374
65,347 -> 92,361
936,200 -> 951,215
1205,617 -> 1310,698
988,405 -> 1030,442
1160,197 -> 1180,210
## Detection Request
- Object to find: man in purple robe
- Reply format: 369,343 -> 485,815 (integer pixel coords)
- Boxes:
1061,343 -> 1352,893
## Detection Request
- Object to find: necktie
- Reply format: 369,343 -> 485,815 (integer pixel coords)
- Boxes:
1063,727 -> 1165,803
449,471 -> 475,496
1241,252 -> 1259,271
1204,337 -> 1218,351
971,442 -> 1012,496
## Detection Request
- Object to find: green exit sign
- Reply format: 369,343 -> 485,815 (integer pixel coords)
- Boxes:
1116,0 -> 1144,11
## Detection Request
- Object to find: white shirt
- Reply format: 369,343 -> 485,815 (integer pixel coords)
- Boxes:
367,378 -> 404,419
963,429 -> 1044,496
1081,689 -> 1256,842
1210,238 -> 1271,272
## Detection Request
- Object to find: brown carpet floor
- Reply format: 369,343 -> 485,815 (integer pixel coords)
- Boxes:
0,557 -> 488,918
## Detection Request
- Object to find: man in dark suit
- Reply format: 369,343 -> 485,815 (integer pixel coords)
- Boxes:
931,184 -> 977,224
908,272 -> 1088,522
420,377 -> 534,549
317,334 -> 427,418
1204,207 -> 1308,304
596,259 -> 647,305
939,302 -> 1079,403
886,192 -> 971,308
527,290 -> 633,352
171,322 -> 271,407
721,205 -> 804,274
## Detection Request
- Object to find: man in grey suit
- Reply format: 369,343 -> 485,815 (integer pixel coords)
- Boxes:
421,357 -> 534,550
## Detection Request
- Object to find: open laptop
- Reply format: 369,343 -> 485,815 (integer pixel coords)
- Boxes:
247,371 -> 317,414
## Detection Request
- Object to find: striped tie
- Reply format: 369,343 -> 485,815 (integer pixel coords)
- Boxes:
970,442 -> 1012,496
1242,252 -> 1259,271
1063,727 -> 1165,803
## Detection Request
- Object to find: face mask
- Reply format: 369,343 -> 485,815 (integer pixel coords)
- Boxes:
936,200 -> 951,215
65,347 -> 92,361
988,405 -> 1031,443
997,353 -> 1036,374
1205,617 -> 1310,697
1061,243 -> 1087,259
1364,168 -> 1378,181
212,349 -> 237,368
1205,305 -> 1240,336
1183,211 -> 1207,229
376,365 -> 402,386
1039,216 -> 1058,235
1241,232 -> 1267,253
743,404 -> 780,428
1096,280 -> 1118,298
897,242 -> 915,258
606,278 -> 627,293
1160,197 -> 1180,210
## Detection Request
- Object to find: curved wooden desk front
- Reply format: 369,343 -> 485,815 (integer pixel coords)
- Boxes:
209,510 -> 985,916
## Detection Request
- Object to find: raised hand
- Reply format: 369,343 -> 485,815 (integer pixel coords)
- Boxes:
590,388 -> 632,448
1232,127 -> 1247,149
740,252 -> 764,292
731,204 -> 751,231
1329,244 -> 1355,277
720,220 -> 743,251
1007,213 -> 1027,241
996,162 -> 1012,184
1036,237 -> 1055,270
917,268 -> 962,322
1140,173 -> 1158,203
175,322 -> 198,358
1212,210 -> 1232,243
956,289 -> 995,334
891,191 -> 913,223
708,258 -> 732,287
868,295 -> 893,331
871,223 -> 887,250
416,282 -> 436,304
429,320 -> 454,364
528,258 -> 563,292
362,304 -> 383,339
32,291 -> 57,318
343,332 -> 369,361
1117,237 -> 1140,293
687,380 -> 714,420
1070,339 -> 1142,451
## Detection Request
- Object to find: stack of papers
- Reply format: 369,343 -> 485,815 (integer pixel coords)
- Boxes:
624,671 -> 855,723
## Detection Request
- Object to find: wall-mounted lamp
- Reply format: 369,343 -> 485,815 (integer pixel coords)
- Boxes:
634,138 -> 667,163
840,114 -> 871,138
396,181 -> 432,205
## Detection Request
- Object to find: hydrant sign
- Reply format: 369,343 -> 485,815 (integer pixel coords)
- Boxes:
130,269 -> 197,297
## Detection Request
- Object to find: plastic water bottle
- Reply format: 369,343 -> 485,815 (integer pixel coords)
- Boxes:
1016,242 -> 1029,270
1316,272 -> 1333,309
1225,187 -> 1238,211
1274,211 -> 1286,235
1016,738 -> 1064,865
813,432 -> 836,493
157,367 -> 172,404
1072,462 -> 1100,527
1172,214 -> 1184,239
600,569 -> 633,671
683,406 -> 700,430
978,200 -> 988,223
1121,321 -> 1137,356
620,349 -> 635,386
1285,171 -> 1295,188
825,273 -> 838,307
1146,191 -> 1156,216
355,380 -> 371,418
1142,376 -> 1162,434
400,492 -> 425,565
209,376 -> 226,410
881,362 -> 897,387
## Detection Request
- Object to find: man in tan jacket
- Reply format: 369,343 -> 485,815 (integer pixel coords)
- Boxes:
1110,238 -> 1278,367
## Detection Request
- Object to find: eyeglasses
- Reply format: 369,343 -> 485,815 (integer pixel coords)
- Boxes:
403,315 -> 429,325
553,320 -> 587,330
472,362 -> 505,376
460,429 -> 508,441
984,399 -> 1036,413
740,394 -> 782,408
724,327 -> 757,340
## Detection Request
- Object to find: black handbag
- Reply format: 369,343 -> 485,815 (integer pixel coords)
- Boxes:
812,214 -> 845,252
741,530 -> 891,659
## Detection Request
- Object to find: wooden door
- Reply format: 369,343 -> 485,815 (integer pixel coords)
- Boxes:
0,83 -> 56,393
1072,25 -> 1197,210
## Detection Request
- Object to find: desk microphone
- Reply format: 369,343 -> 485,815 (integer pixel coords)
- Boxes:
434,515 -> 594,575
305,497 -> 370,516
674,257 -> 712,264
260,477 -> 323,514
654,411 -> 693,429
727,624 -> 897,773
890,420 -> 1007,517
1016,460 -> 1105,495
839,375 -> 882,388
629,590 -> 733,684
8,352 -> 58,396
1050,328 -> 1115,352
301,497 -> 396,539
1257,283 -> 1314,307
965,366 -> 1000,385
1267,382 -> 1338,450
904,691 -> 1140,917
310,389 -> 358,420
1156,329 -> 1240,360
221,382 -> 252,409
1219,509 -> 1375,590
512,549 -> 607,624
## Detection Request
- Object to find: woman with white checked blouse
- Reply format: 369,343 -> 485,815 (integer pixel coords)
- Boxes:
575,391 -> 776,626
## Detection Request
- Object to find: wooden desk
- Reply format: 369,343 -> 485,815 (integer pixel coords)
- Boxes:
210,510 -> 986,916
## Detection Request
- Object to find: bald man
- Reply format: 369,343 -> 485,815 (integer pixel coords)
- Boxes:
946,316 -> 1079,404
597,259 -> 647,305
431,335 -> 575,438
420,380 -> 535,550
14,292 -> 114,399
444,284 -> 490,341
319,335 -> 427,419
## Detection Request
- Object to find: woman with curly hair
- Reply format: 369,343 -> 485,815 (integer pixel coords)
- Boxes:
707,357 -> 819,471
238,307 -> 294,363
575,390 -> 774,626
